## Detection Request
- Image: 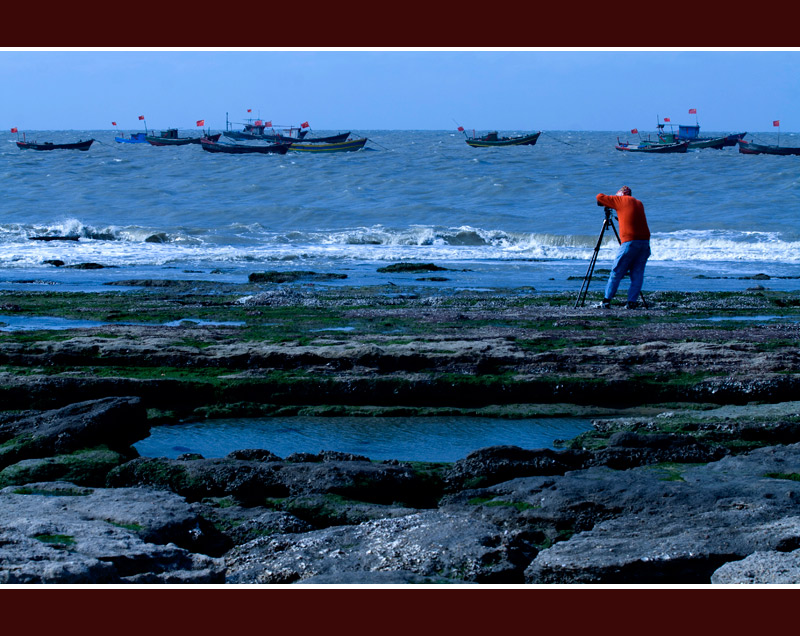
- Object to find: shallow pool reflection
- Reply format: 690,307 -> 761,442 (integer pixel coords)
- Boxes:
135,416 -> 595,463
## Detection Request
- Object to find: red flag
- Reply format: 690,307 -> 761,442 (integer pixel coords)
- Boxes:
196,120 -> 205,127
138,115 -> 145,120
774,120 -> 781,127
631,128 -> 638,134
112,122 -> 117,126
457,126 -> 464,132
254,120 -> 262,126
11,127 -> 18,133
247,109 -> 252,113
301,121 -> 310,128
688,108 -> 697,114
265,121 -> 272,127
663,117 -> 671,122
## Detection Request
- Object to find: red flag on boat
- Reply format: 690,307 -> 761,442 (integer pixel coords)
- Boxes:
301,121 -> 310,128
138,115 -> 145,120
457,126 -> 464,132
196,120 -> 205,127
688,108 -> 697,114
247,109 -> 252,113
112,122 -> 117,126
265,121 -> 272,127
11,127 -> 17,133
774,120 -> 781,126
631,128 -> 638,134
254,120 -> 262,126
663,117 -> 671,122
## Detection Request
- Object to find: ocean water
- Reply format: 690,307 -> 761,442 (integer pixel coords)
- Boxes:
2,128 -> 800,293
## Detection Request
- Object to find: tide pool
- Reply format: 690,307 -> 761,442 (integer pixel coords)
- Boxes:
135,415 -> 595,463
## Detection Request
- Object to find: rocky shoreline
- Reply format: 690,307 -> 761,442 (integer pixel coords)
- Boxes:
2,278 -> 800,584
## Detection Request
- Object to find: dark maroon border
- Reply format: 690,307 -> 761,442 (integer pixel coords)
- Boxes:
5,1 -> 800,46
3,587 -> 792,630
4,0 -> 797,621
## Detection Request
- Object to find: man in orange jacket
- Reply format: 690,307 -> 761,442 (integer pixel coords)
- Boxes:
595,185 -> 651,309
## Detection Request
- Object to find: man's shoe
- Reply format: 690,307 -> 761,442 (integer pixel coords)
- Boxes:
625,301 -> 639,310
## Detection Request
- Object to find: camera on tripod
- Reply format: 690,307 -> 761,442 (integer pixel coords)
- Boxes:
597,201 -> 613,215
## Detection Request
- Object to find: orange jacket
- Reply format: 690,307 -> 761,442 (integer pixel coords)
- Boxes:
596,193 -> 650,243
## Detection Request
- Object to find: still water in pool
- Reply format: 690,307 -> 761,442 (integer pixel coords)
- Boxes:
134,416 -> 595,463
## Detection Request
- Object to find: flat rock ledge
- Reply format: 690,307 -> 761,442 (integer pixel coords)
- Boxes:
2,397 -> 800,584
0,482 -> 225,584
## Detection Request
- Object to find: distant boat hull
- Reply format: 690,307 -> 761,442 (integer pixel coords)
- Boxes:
465,132 -> 541,147
225,130 -> 351,144
687,136 -> 727,150
268,132 -> 351,144
616,141 -> 689,153
17,139 -> 94,151
146,131 -> 221,146
288,138 -> 368,153
200,139 -> 290,154
146,136 -> 194,146
737,140 -> 800,156
659,132 -> 745,149
722,133 -> 747,146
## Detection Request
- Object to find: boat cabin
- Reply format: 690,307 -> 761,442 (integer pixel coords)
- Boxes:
658,123 -> 701,143
676,124 -> 700,140
243,123 -> 267,134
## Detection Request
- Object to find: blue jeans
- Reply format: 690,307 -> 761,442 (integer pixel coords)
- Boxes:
605,240 -> 650,302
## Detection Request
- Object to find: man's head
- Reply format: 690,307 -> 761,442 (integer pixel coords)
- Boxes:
616,186 -> 632,196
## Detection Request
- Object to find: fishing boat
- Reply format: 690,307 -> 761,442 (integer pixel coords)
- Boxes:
199,138 -> 290,154
657,123 -> 746,148
650,132 -> 727,150
146,128 -> 221,146
736,139 -> 800,156
615,139 -> 689,153
16,138 -> 94,151
223,114 -> 350,143
115,132 -> 148,144
464,130 -> 541,147
288,137 -> 368,153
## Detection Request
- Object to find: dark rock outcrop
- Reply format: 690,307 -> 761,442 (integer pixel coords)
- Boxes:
107,452 -> 442,509
0,397 -> 148,471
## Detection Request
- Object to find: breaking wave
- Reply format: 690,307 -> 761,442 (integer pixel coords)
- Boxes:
2,221 -> 799,268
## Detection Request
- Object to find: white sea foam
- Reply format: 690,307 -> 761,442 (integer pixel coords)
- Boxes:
4,224 -> 800,268
3,130 -> 800,286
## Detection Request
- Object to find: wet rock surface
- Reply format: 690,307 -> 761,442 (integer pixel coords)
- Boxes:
0,482 -> 226,583
0,395 -> 798,584
2,288 -> 800,413
1,287 -> 799,584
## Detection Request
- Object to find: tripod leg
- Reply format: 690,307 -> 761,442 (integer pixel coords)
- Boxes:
575,220 -> 608,307
575,250 -> 600,307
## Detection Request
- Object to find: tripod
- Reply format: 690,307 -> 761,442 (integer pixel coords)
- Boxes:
574,206 -> 649,308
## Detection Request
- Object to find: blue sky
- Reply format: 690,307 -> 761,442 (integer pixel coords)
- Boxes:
2,49 -> 798,132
